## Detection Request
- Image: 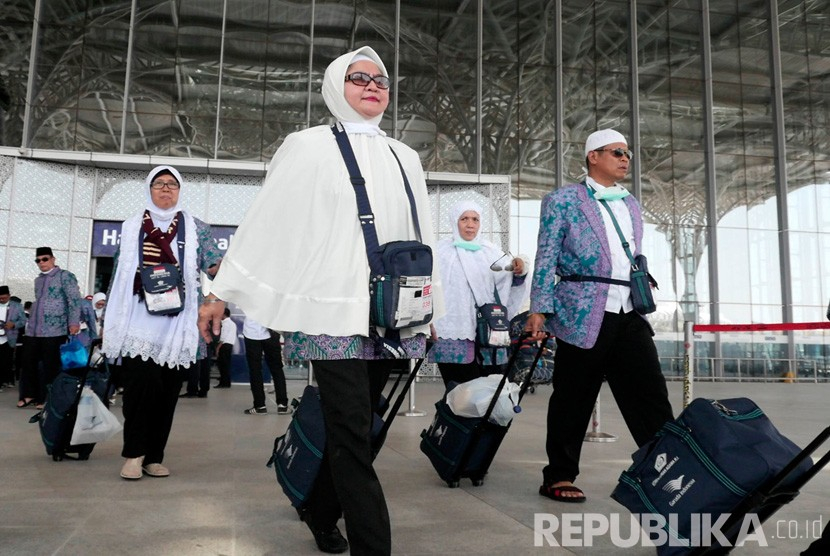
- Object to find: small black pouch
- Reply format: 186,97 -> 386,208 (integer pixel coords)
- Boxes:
475,303 -> 511,347
140,263 -> 184,315
369,240 -> 434,330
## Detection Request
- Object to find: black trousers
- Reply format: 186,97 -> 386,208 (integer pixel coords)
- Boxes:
304,359 -> 395,556
183,357 -> 211,396
20,335 -> 65,403
120,356 -> 183,464
0,342 -> 13,385
245,332 -> 287,407
216,344 -> 232,386
543,310 -> 674,485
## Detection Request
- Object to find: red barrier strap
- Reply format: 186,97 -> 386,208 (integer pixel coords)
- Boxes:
693,322 -> 830,333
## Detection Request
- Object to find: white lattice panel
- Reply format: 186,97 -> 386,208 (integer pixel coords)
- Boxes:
73,166 -> 96,217
206,179 -> 262,225
95,169 -> 145,220
67,251 -> 90,294
0,209 -> 8,246
9,213 -> 71,250
13,161 -> 75,215
0,157 -> 13,210
71,217 -> 91,252
179,180 -> 209,220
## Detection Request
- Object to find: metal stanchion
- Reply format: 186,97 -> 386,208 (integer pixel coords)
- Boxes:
683,320 -> 694,408
399,359 -> 426,417
584,393 -> 617,442
307,361 -> 314,386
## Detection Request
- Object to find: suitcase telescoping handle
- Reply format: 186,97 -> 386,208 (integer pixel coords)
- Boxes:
372,343 -> 434,453
482,332 -> 551,422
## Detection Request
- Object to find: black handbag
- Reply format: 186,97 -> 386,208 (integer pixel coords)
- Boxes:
475,289 -> 511,348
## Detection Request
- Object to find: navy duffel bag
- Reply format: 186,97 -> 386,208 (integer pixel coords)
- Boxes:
611,397 -> 811,555
267,385 -> 326,508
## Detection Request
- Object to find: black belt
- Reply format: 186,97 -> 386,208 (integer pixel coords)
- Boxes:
559,274 -> 629,287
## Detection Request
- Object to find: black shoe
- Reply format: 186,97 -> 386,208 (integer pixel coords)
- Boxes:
308,523 -> 348,554
179,392 -> 198,398
197,392 -> 208,398
214,384 -> 231,389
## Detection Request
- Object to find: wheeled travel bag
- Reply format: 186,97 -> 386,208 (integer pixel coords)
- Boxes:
610,397 -> 818,555
267,356 -> 428,509
32,341 -> 110,461
419,333 -> 550,487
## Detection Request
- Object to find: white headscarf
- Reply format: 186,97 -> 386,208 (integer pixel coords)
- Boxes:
92,292 -> 106,318
322,46 -> 388,135
144,165 -> 184,223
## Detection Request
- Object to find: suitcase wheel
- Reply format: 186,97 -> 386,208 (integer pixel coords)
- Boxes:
53,454 -> 63,462
447,480 -> 460,488
471,478 -> 484,487
528,386 -> 536,394
78,454 -> 89,461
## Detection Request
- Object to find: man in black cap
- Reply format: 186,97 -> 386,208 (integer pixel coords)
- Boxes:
18,247 -> 82,408
0,286 -> 26,392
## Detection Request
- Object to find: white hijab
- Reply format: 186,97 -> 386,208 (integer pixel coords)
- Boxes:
209,47 -> 442,337
144,165 -> 184,226
322,47 -> 388,134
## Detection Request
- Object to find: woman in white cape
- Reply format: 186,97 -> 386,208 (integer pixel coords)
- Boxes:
432,200 -> 529,387
200,47 -> 442,556
103,165 -> 221,481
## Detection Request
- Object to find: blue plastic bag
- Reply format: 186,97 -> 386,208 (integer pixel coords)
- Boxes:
60,338 -> 88,370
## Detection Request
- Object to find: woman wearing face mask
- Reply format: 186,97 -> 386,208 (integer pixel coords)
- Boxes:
91,292 -> 106,329
431,200 -> 530,387
201,47 -> 442,555
103,165 -> 221,481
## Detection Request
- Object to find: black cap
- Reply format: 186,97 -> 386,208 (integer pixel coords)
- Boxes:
36,246 -> 53,257
0,285 -> 8,296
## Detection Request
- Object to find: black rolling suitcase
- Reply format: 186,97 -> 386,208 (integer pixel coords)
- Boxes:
686,425 -> 830,555
31,340 -> 110,461
267,356 -> 429,509
611,397 -> 830,555
419,333 -> 551,488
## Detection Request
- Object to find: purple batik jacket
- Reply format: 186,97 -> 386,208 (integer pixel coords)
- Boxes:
530,183 -> 652,349
26,267 -> 82,338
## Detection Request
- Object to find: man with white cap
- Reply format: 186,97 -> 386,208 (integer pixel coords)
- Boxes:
525,129 -> 674,503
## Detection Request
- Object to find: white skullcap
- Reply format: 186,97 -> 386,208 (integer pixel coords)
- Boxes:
585,129 -> 627,157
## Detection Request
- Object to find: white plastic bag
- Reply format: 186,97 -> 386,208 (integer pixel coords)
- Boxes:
70,386 -> 123,445
445,374 -> 520,426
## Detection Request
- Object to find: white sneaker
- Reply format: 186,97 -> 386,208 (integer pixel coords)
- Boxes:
120,456 -> 144,480
142,463 -> 170,477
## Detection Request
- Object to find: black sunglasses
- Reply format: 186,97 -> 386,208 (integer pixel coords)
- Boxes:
35,256 -> 51,263
594,147 -> 633,160
345,71 -> 391,90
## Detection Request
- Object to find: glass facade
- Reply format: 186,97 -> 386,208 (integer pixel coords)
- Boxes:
2,0 -> 830,374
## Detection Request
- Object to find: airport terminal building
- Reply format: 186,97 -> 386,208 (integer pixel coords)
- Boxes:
1,0 -> 829,379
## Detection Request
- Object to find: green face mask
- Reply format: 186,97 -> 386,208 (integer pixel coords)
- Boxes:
453,239 -> 482,251
588,184 -> 630,201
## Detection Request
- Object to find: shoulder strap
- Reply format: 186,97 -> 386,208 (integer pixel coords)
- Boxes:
597,198 -> 637,269
330,124 -> 422,276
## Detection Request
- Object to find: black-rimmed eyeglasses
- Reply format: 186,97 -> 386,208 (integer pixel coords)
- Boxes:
150,180 -> 180,190
490,252 -> 515,272
345,72 -> 391,90
594,147 -> 633,160
35,256 -> 51,263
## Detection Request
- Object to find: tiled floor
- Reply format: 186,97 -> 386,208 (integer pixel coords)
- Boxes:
1,377 -> 827,555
